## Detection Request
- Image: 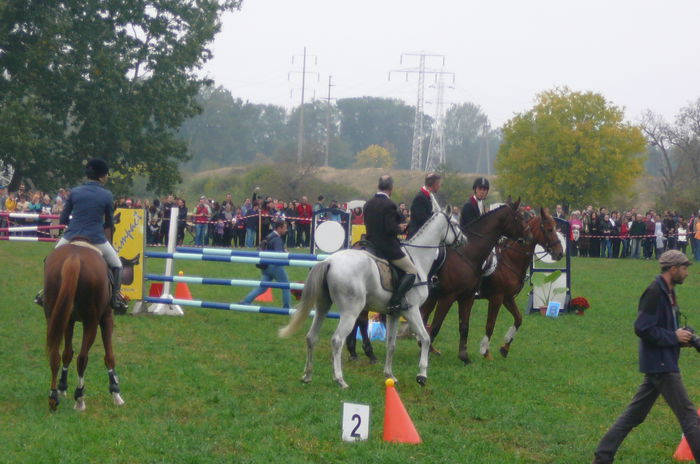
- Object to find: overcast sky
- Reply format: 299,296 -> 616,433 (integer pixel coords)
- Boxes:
203,0 -> 700,127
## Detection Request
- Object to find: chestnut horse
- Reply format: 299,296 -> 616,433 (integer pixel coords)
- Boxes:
421,207 -> 563,364
44,241 -> 125,411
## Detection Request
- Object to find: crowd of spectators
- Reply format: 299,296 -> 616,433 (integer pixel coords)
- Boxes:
563,204 -> 700,261
3,183 -> 700,262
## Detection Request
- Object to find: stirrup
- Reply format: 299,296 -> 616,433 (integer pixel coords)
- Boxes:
386,299 -> 409,315
34,290 -> 44,307
111,293 -> 128,314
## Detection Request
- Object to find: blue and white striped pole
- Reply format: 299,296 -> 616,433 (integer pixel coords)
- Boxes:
176,247 -> 330,262
144,297 -> 339,319
145,251 -> 321,268
146,273 -> 305,290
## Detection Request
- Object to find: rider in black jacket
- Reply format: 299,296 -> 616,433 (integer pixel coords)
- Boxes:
363,175 -> 417,313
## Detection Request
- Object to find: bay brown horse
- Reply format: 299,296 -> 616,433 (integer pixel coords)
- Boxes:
421,207 -> 563,364
44,241 -> 125,411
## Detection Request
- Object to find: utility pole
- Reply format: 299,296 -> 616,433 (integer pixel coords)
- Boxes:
390,52 -> 454,171
322,75 -> 335,167
476,122 -> 491,174
425,74 -> 454,172
289,47 -> 318,164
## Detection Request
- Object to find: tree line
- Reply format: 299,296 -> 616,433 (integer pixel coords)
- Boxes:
177,86 -> 500,174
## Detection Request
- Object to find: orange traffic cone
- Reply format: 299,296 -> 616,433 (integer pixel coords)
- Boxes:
383,378 -> 422,444
174,271 -> 192,300
255,288 -> 273,303
673,409 -> 700,461
148,282 -> 164,297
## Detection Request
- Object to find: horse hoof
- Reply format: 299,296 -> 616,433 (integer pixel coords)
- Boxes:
301,375 -> 312,384
113,392 -> 125,406
348,355 -> 358,362
459,354 -> 471,365
429,346 -> 442,356
48,398 -> 59,411
74,399 -> 86,411
416,375 -> 427,387
483,352 -> 494,361
368,356 -> 378,365
59,390 -> 67,397
336,379 -> 349,389
499,347 -> 509,358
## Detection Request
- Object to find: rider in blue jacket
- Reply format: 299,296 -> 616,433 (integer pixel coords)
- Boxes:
36,159 -> 127,312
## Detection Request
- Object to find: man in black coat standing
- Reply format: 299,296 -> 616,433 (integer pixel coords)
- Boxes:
592,250 -> 700,463
407,172 -> 442,238
460,177 -> 490,232
364,175 -> 417,313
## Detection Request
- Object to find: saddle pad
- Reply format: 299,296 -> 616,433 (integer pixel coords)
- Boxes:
358,250 -> 394,292
70,240 -> 103,256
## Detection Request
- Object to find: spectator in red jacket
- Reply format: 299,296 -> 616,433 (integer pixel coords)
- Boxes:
296,195 -> 312,248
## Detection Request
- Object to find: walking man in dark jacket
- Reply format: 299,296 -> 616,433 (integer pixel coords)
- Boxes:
363,175 -> 417,313
592,250 -> 700,463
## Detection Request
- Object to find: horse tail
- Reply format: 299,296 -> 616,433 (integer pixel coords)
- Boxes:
46,254 -> 80,353
279,260 -> 330,338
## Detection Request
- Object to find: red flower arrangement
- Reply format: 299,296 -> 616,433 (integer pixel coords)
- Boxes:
569,297 -> 590,315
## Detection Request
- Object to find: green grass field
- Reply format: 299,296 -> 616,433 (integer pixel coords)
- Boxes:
2,241 -> 700,463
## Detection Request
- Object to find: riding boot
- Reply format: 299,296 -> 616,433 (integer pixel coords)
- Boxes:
110,267 -> 128,314
387,274 -> 416,314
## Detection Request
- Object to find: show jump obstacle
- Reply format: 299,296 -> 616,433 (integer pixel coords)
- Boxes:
129,207 -> 340,319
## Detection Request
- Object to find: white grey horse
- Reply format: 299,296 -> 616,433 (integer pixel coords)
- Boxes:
279,206 -> 465,388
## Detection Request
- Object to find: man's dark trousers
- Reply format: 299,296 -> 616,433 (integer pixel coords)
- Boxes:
594,372 -> 700,463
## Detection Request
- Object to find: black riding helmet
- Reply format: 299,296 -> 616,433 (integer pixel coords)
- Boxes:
85,158 -> 109,180
472,177 -> 490,191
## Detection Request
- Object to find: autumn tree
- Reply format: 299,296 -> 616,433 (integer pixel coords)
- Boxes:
355,145 -> 394,168
0,0 -> 240,193
496,88 -> 646,209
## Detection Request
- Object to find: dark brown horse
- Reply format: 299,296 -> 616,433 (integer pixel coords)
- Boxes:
421,207 -> 564,364
44,241 -> 125,411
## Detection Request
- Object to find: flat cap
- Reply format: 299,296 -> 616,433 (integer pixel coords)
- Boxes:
659,250 -> 691,267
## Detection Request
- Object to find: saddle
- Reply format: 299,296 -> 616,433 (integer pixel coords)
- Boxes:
352,240 -> 401,292
69,238 -> 103,256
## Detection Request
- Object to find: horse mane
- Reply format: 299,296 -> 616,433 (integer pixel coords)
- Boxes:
404,210 -> 443,244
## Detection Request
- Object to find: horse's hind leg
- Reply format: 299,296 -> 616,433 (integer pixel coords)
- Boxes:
429,295 -> 455,355
303,300 -> 330,384
499,297 -> 522,358
482,296 -> 503,360
48,335 -> 61,411
74,321 -> 98,411
100,312 -> 125,406
346,319 -> 360,361
331,311 -> 362,389
58,321 -> 75,396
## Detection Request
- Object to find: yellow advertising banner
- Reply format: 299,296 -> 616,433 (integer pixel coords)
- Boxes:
351,224 -> 366,246
112,208 -> 145,301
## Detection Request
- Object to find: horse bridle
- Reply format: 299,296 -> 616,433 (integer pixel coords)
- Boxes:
401,211 -> 465,249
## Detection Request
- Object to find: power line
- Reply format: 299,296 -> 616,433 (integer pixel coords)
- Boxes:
322,75 -> 336,167
389,52 -> 454,171
288,47 -> 319,164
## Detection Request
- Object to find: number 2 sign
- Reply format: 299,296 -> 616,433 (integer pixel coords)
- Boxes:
342,402 -> 370,441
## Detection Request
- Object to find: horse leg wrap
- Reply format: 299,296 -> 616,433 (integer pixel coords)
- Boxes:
74,386 -> 85,401
58,367 -> 69,393
504,326 -> 517,344
479,335 -> 490,355
108,369 -> 121,394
